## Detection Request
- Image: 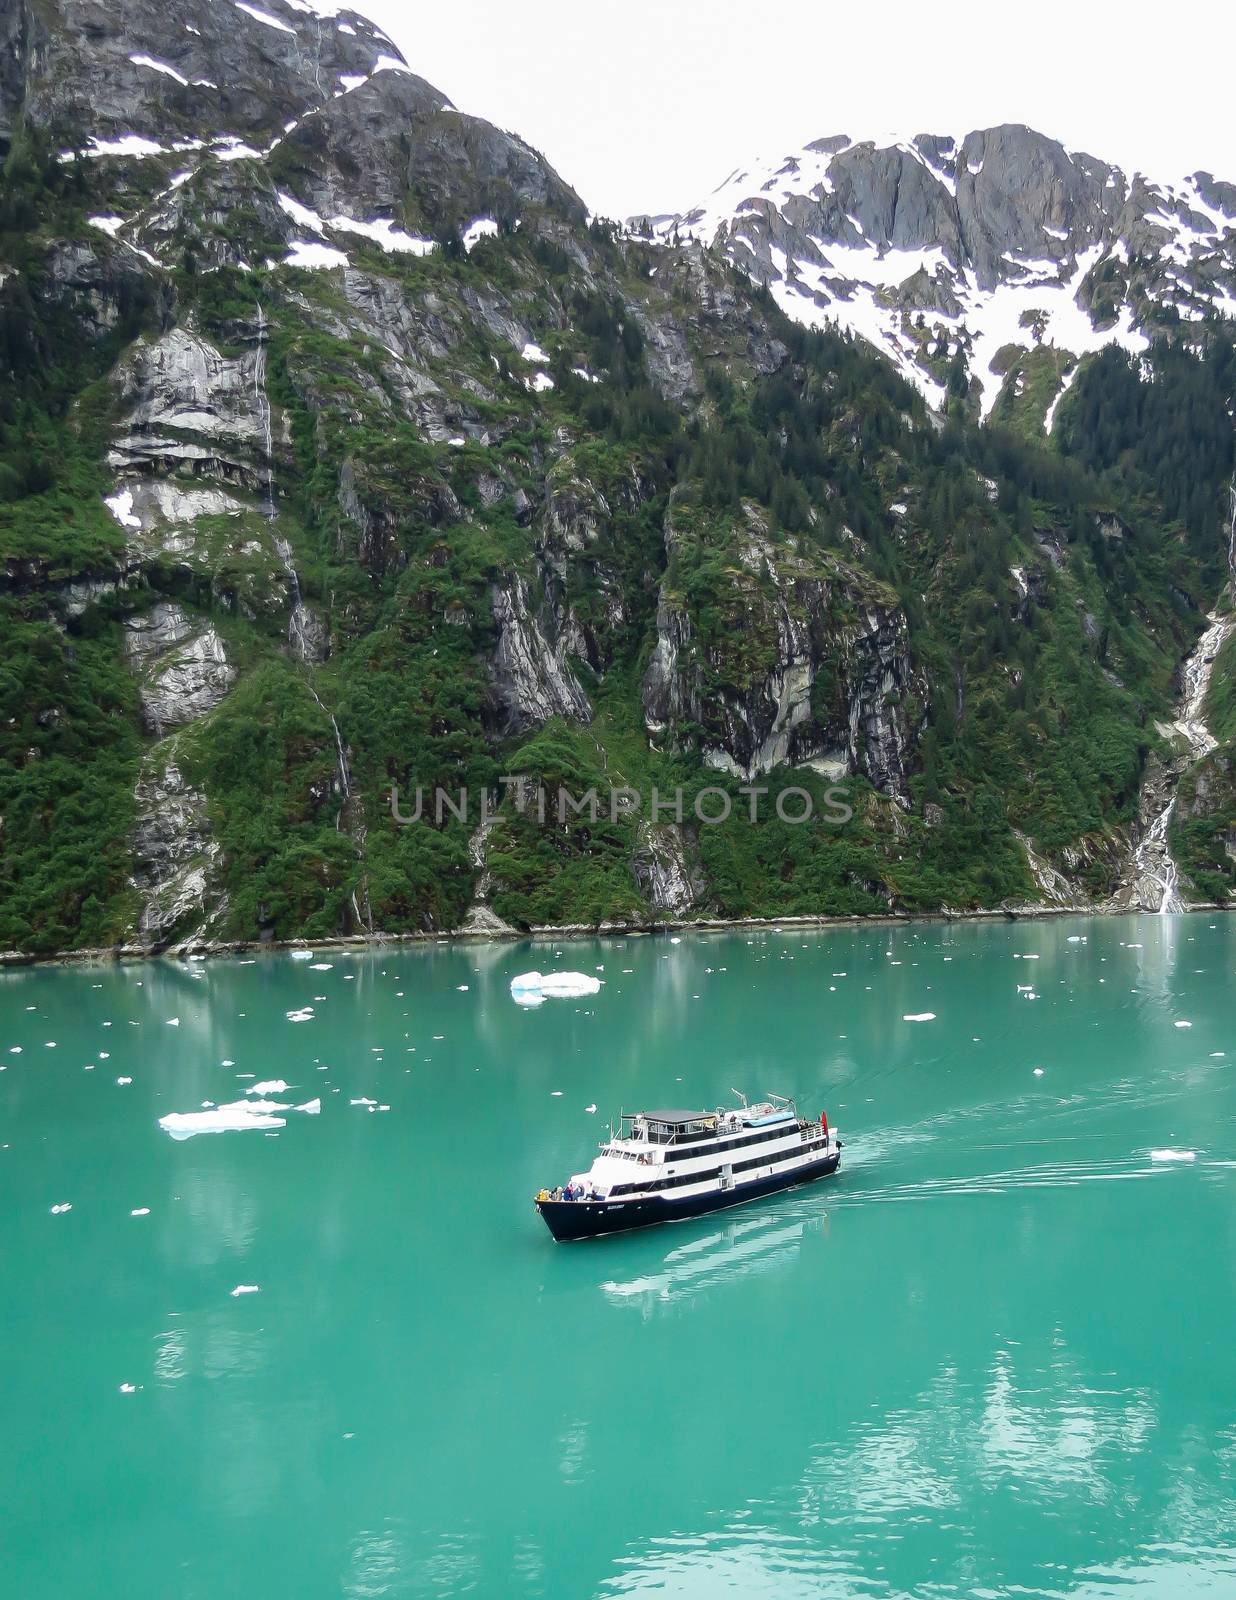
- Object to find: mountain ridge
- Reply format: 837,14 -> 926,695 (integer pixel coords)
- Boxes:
1,2 -> 1235,955
631,123 -> 1236,423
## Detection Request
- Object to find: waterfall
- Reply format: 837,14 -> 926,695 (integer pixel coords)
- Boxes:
249,303 -> 370,930
1125,468 -> 1236,914
1228,471 -> 1236,590
252,304 -> 276,517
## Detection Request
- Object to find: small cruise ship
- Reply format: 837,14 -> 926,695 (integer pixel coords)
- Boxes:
535,1094 -> 841,1241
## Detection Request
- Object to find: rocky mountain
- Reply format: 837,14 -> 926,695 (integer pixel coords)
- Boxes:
1,2 -> 1234,956
634,126 -> 1236,425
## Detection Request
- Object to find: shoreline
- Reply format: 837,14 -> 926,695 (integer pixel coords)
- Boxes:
1,900 -> 1229,969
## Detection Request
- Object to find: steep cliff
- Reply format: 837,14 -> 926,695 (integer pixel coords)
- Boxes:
0,1 -> 1234,954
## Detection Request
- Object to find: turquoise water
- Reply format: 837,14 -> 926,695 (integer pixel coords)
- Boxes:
2,914 -> 1235,1598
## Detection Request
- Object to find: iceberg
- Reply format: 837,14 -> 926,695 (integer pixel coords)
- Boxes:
510,971 -> 603,1003
158,1098 -> 320,1140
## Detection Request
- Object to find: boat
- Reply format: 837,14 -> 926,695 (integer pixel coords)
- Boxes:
535,1093 -> 842,1241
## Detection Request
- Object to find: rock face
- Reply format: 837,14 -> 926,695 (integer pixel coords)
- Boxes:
486,575 -> 593,737
4,0 -> 1235,955
129,755 -> 222,942
638,124 -> 1236,416
124,603 -> 235,730
631,823 -> 704,914
642,504 -> 924,799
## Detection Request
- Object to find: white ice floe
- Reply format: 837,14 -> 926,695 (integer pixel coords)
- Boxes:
286,1007 -> 314,1023
130,1207 -> 151,1216
50,1203 -> 73,1215
1174,1021 -> 1193,1029
247,1079 -> 290,1095
903,1012 -> 937,1022
230,1283 -> 261,1296
509,971 -> 603,1002
159,1101 -> 286,1139
309,962 -> 333,971
1150,1148 -> 1196,1162
166,1017 -> 180,1027
290,950 -> 314,960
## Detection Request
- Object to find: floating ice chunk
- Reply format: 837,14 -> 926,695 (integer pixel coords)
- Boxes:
903,1013 -> 936,1022
350,1097 -> 377,1107
310,962 -> 333,971
247,1079 -> 290,1095
119,1382 -> 138,1393
295,1098 -> 322,1115
585,1103 -> 597,1113
283,240 -> 349,270
1150,1148 -> 1196,1162
551,1090 -> 563,1097
9,1047 -> 21,1054
130,1207 -> 151,1216
456,984 -> 469,992
1174,1021 -> 1192,1029
1033,1067 -> 1045,1076
116,1076 -> 133,1085
230,1284 -> 261,1297
222,1058 -> 235,1067
166,1017 -> 180,1027
510,971 -> 602,1001
45,1041 -> 56,1048
290,950 -> 314,960
669,937 -> 682,945
159,1104 -> 286,1139
286,1008 -> 315,1023
50,1203 -> 73,1215
513,991 -> 546,1008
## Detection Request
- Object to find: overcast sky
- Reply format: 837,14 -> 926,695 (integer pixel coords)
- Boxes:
358,0 -> 1236,219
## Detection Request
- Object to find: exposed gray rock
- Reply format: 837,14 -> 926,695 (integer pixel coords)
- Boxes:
486,573 -> 593,736
115,327 -> 277,446
124,602 -> 235,729
642,506 -> 924,800
129,755 -> 223,942
632,823 -> 704,914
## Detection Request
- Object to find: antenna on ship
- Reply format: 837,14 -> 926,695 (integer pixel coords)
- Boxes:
730,1089 -> 747,1107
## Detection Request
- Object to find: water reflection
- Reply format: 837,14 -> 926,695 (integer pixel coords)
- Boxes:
601,1213 -> 827,1314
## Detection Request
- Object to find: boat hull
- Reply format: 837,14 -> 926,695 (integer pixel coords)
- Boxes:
536,1149 -> 841,1241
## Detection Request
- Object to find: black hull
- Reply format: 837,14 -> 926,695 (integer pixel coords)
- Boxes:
536,1150 -> 842,1241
